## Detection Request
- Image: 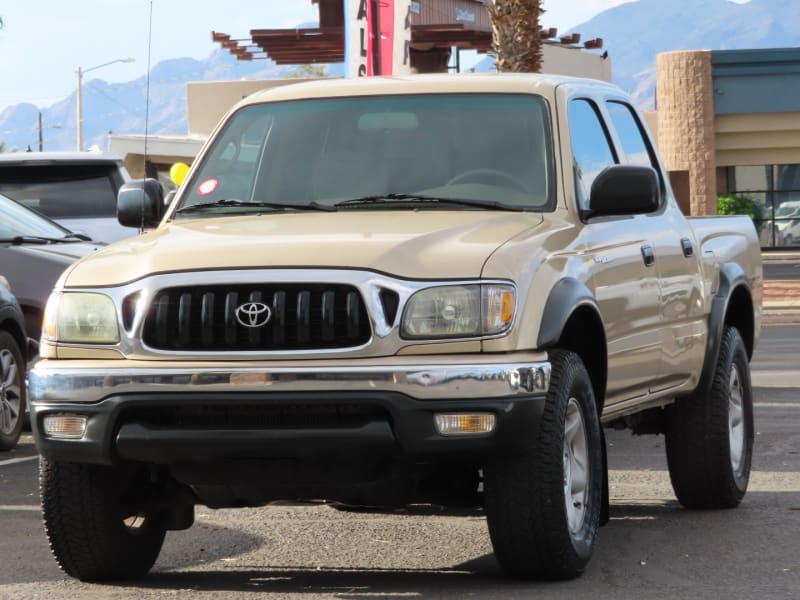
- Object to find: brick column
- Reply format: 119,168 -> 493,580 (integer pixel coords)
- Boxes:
656,50 -> 717,216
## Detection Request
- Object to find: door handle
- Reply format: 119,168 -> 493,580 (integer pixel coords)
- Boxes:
680,237 -> 694,257
641,244 -> 655,267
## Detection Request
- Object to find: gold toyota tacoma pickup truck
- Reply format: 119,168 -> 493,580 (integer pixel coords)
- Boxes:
30,74 -> 762,582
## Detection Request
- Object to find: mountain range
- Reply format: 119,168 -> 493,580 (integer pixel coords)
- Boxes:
1,0 -> 799,152
0,49 -> 340,153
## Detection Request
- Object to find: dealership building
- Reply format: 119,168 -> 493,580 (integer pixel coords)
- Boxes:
651,47 -> 800,249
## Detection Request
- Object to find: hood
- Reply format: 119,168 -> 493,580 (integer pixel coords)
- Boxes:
9,241 -> 103,263
62,211 -> 544,287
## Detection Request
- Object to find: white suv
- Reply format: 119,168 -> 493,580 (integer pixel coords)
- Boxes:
775,200 -> 800,247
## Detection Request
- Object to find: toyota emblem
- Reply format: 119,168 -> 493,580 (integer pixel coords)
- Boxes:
235,302 -> 272,328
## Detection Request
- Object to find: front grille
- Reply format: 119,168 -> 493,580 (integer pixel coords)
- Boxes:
142,284 -> 371,351
120,403 -> 388,430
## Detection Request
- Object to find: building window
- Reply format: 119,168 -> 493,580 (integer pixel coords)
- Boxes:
727,164 -> 800,249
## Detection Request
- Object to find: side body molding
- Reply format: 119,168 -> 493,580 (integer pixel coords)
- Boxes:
537,278 -> 600,349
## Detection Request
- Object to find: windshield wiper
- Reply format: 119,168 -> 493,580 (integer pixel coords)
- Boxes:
0,233 -> 92,245
0,235 -> 64,245
174,198 -> 336,215
62,232 -> 93,241
0,233 -> 93,245
333,193 -> 523,211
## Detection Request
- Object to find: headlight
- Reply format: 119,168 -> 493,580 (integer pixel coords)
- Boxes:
42,292 -> 120,344
401,284 -> 515,339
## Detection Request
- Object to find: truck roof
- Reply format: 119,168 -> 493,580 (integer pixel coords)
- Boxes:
239,73 -> 623,106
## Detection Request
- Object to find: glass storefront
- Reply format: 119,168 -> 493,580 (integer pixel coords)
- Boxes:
726,164 -> 800,249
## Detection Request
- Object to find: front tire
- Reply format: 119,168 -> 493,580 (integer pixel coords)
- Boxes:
40,458 -> 167,581
483,350 -> 603,580
0,331 -> 25,451
665,326 -> 754,508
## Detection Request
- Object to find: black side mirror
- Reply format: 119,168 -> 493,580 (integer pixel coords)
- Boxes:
118,179 -> 164,229
586,165 -> 660,218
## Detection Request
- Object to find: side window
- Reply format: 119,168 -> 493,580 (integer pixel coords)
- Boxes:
606,101 -> 655,168
568,99 -> 616,209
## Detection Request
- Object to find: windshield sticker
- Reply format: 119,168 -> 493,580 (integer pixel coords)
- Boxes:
197,178 -> 219,196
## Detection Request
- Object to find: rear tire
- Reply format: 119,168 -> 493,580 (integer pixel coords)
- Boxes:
483,350 -> 603,580
665,326 -> 754,508
0,331 -> 25,451
40,458 -> 167,581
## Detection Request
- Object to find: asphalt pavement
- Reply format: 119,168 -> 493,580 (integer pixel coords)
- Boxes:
752,325 -> 800,386
763,262 -> 800,280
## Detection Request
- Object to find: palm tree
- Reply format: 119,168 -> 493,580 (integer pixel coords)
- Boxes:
487,0 -> 544,73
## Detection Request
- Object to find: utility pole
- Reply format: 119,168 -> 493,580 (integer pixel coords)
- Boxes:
37,112 -> 43,152
76,66 -> 83,151
75,57 -> 135,151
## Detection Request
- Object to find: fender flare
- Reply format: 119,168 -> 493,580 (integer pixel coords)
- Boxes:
696,262 -> 750,397
537,278 -> 602,349
538,278 -> 610,523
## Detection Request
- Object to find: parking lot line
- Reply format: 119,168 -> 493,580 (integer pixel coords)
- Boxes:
0,455 -> 38,467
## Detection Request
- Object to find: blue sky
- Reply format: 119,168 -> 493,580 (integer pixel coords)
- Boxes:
0,0 -> 746,112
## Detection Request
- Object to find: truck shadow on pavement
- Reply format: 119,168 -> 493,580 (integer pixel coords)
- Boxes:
27,495 -> 794,597
129,564 -> 514,598
94,500 -> 759,597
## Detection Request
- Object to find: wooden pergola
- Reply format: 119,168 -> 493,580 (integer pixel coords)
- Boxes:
212,0 -> 601,69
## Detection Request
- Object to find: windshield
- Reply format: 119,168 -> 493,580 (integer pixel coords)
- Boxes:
0,192 -> 73,240
175,93 -> 554,216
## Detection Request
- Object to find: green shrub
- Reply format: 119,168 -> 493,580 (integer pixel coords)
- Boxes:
716,194 -> 763,221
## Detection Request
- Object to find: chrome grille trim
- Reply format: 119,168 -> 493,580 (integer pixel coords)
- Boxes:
54,269 -> 515,360
142,284 -> 370,351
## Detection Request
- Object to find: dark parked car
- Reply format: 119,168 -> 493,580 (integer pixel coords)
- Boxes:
0,152 -> 138,243
0,276 -> 26,450
0,192 -> 103,345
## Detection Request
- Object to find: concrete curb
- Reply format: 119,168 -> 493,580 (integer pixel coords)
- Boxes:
762,252 -> 800,263
752,370 -> 800,388
763,278 -> 799,325
762,310 -> 800,326
762,311 -> 800,324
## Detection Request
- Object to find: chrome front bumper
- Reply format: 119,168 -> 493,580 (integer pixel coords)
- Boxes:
29,357 -> 551,405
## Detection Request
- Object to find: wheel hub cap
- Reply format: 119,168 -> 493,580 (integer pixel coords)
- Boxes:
0,349 -> 21,435
564,397 -> 589,534
728,363 -> 745,474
